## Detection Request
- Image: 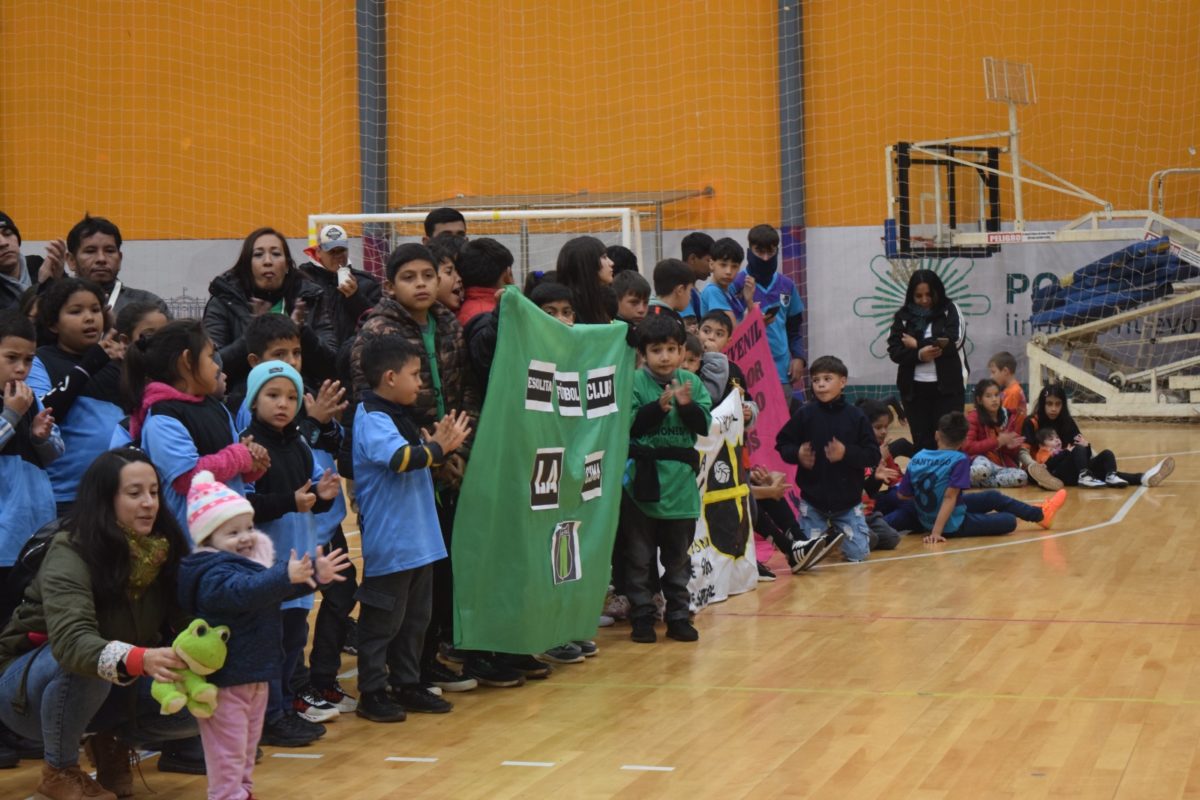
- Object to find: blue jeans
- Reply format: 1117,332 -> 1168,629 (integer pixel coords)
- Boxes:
0,645 -> 196,768
798,501 -> 870,562
884,490 -> 1041,538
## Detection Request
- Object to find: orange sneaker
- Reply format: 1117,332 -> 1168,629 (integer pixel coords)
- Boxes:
1039,489 -> 1067,529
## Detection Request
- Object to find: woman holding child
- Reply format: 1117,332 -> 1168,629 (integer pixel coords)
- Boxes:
886,270 -> 965,452
0,449 -> 197,800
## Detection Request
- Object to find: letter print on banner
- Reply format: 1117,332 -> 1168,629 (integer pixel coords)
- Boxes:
551,520 -> 582,585
525,360 -> 556,413
581,450 -> 604,501
555,371 -> 583,416
585,366 -> 617,419
530,447 -> 564,510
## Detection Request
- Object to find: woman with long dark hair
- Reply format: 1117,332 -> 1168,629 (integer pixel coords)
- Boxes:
203,227 -> 334,386
555,236 -> 616,324
886,269 -> 965,452
0,449 -> 197,799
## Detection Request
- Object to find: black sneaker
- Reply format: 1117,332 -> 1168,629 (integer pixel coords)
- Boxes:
537,643 -> 585,664
393,685 -> 453,714
341,617 -> 358,656
355,689 -> 407,723
422,661 -> 479,692
572,640 -> 598,657
0,723 -> 42,760
260,713 -> 326,746
157,735 -> 207,774
438,643 -> 471,664
498,654 -> 553,679
462,656 -> 526,688
756,562 -> 777,582
666,618 -> 699,642
631,618 -> 656,643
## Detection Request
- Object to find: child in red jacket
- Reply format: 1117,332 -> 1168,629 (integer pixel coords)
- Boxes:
965,379 -> 1026,488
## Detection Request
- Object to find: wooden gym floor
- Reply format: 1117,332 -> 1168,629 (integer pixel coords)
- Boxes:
3,422 -> 1198,799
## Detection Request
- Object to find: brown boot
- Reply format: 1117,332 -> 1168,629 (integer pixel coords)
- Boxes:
83,733 -> 134,798
33,763 -> 118,800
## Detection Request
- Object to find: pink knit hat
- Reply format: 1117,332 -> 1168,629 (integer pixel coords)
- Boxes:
187,470 -> 254,546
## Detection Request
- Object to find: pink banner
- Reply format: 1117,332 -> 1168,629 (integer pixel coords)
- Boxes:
723,307 -> 801,521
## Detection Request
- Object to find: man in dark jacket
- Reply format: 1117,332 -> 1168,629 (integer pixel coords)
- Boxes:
0,211 -> 65,313
59,215 -> 168,314
298,225 -> 381,349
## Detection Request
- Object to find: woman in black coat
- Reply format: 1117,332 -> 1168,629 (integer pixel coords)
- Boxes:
886,269 -> 965,452
203,227 -> 335,387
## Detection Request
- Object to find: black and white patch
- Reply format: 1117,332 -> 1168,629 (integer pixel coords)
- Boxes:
530,447 -> 564,510
585,366 -> 617,419
581,450 -> 604,501
555,371 -> 582,417
525,360 -> 556,413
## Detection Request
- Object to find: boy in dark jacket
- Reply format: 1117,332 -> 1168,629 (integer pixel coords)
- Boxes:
239,360 -> 342,746
775,355 -> 880,571
179,471 -> 348,800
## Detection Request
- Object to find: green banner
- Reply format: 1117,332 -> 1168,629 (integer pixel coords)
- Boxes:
452,287 -> 634,653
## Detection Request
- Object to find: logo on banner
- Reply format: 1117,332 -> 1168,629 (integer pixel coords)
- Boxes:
581,451 -> 604,501
550,520 -> 582,585
530,447 -> 564,510
555,371 -> 583,416
585,366 -> 617,419
525,360 -> 556,413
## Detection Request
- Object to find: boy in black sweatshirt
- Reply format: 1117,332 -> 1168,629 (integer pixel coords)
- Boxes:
775,355 -> 879,571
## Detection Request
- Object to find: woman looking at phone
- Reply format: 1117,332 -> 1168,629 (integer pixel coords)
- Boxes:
886,269 -> 965,452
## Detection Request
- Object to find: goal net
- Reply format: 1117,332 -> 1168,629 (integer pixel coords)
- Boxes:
306,208 -> 640,289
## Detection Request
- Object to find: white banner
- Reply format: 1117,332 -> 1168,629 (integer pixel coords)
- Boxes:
687,388 -> 758,612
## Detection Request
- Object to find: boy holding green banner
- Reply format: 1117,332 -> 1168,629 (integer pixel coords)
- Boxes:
622,314 -> 712,644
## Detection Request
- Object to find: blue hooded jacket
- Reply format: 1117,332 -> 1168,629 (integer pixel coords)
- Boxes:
177,532 -> 312,687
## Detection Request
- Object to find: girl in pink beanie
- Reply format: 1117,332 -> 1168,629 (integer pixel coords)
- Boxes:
177,471 -> 350,800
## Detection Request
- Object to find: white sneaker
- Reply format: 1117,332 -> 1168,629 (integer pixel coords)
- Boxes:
1104,473 -> 1129,487
1141,457 -> 1175,487
1078,472 -> 1106,488
294,687 -> 340,723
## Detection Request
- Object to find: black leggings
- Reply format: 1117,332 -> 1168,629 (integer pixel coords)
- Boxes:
1046,446 -> 1140,485
902,382 -> 963,453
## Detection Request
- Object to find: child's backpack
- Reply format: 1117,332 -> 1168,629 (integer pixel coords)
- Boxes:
0,517 -> 63,629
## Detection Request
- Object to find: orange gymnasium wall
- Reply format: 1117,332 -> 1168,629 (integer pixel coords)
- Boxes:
0,1 -> 360,242
803,0 -> 1200,228
3,2 -> 1194,242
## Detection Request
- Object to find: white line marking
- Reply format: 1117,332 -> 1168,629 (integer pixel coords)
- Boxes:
1118,448 -> 1200,461
621,764 -> 676,772
502,760 -> 555,767
271,752 -> 324,759
337,668 -> 358,679
826,486 -> 1147,567
386,756 -> 439,763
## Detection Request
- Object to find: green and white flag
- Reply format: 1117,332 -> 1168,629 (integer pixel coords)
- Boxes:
452,288 -> 634,654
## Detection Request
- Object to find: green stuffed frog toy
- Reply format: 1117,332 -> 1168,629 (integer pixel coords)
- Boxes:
150,618 -> 230,719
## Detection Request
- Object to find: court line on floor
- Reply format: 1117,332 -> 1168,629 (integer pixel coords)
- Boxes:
622,764 -> 676,772
547,679 -> 1200,708
1117,448 -> 1200,461
821,485 -> 1146,568
707,609 -> 1200,629
386,756 -> 439,763
502,760 -> 555,767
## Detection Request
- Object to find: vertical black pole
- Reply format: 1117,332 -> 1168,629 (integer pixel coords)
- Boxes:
357,0 -> 388,277
778,1 -> 807,393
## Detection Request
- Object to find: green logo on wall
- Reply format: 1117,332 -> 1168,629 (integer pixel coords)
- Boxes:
852,255 -> 991,359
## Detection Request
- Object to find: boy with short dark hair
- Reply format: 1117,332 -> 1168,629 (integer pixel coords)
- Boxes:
613,270 -> 651,325
649,258 -> 694,324
775,355 -> 879,570
700,238 -> 752,322
606,244 -> 639,276
0,310 -> 62,590
621,314 -> 712,644
528,281 -> 576,326
680,232 -> 714,321
353,334 -> 472,722
732,224 -> 806,394
422,207 -> 467,243
886,411 -> 1067,543
455,238 -> 514,326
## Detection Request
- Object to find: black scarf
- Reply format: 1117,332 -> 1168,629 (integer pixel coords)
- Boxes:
746,250 -> 778,286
